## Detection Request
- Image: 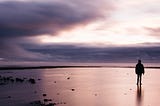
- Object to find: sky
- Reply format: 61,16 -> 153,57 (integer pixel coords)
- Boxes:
0,0 -> 160,65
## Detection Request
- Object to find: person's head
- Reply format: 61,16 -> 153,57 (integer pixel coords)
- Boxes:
138,59 -> 141,63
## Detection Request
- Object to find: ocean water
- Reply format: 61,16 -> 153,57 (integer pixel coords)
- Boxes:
0,67 -> 160,106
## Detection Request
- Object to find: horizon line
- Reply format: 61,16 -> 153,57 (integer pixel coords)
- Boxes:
0,65 -> 160,70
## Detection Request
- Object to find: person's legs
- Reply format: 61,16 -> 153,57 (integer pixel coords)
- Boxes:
137,75 -> 140,85
140,74 -> 142,85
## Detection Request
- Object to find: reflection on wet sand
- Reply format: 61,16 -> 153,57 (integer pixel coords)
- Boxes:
3,67 -> 160,106
136,85 -> 144,106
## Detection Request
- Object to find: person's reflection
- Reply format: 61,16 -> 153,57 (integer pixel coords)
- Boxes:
136,85 -> 143,106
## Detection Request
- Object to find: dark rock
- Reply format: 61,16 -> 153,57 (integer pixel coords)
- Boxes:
23,77 -> 27,80
43,94 -> 47,97
3,77 -> 7,82
10,79 -> 14,83
28,78 -> 36,84
16,78 -> 24,82
0,82 -> 6,85
6,77 -> 10,81
71,89 -> 75,91
30,100 -> 41,105
44,99 -> 48,102
44,99 -> 52,102
48,99 -> 52,101
30,100 -> 56,106
7,96 -> 11,98
67,77 -> 70,80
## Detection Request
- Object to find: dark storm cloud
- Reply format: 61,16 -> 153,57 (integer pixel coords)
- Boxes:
0,0 -> 113,61
0,40 -> 52,61
0,1 -> 112,38
23,44 -> 160,63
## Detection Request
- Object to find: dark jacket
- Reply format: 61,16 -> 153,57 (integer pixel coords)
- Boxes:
135,63 -> 144,75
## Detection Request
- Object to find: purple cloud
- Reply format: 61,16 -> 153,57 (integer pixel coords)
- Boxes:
0,0 -> 114,61
0,0 -> 113,38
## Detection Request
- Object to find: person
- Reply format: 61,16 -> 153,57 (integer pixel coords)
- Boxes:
135,60 -> 145,85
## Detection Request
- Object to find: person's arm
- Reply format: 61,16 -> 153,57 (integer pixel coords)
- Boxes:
142,64 -> 145,74
135,65 -> 137,74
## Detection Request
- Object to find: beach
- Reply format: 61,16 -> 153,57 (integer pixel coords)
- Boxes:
0,67 -> 160,106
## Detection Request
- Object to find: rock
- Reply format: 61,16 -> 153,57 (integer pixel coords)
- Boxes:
44,99 -> 48,102
71,89 -> 75,91
28,78 -> 36,84
0,82 -> 6,85
10,79 -> 14,83
43,94 -> 47,97
16,78 -> 24,82
7,96 -> 11,98
30,100 -> 41,105
67,77 -> 70,80
44,99 -> 52,102
48,99 -> 52,101
23,77 -> 27,80
3,77 -> 7,82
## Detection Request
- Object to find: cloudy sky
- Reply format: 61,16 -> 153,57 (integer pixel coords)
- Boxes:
0,0 -> 160,65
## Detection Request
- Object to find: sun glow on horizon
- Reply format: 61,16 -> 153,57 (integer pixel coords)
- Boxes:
38,24 -> 160,46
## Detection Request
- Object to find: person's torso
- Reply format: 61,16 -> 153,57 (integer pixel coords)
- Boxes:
136,63 -> 144,74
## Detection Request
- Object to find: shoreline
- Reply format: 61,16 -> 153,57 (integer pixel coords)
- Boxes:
0,65 -> 160,70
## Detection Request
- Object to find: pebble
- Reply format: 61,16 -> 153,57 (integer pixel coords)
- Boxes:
67,77 -> 70,80
43,94 -> 47,97
71,89 -> 75,91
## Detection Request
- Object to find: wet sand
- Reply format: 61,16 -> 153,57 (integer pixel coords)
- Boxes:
0,67 -> 160,106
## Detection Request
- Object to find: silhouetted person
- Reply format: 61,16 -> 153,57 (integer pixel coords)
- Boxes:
135,60 -> 144,85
